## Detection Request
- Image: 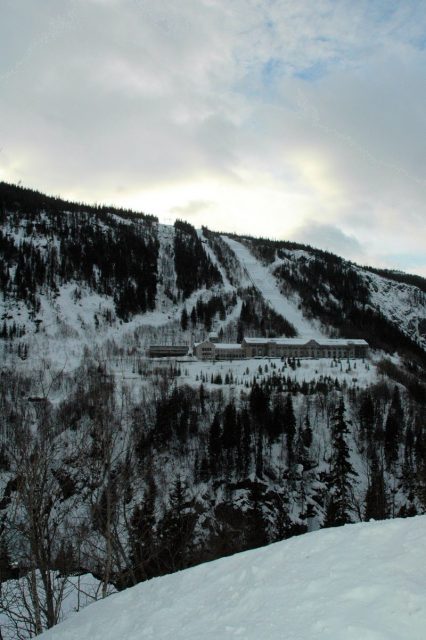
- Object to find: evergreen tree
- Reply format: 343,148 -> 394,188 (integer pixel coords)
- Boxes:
180,307 -> 188,331
364,453 -> 388,521
384,386 -> 404,467
128,478 -> 157,583
157,477 -> 195,573
0,538 -> 13,581
222,402 -> 237,450
245,482 -> 269,550
359,394 -> 375,440
208,413 -> 222,474
284,395 -> 296,463
240,408 -> 252,476
325,399 -> 357,527
268,397 -> 285,442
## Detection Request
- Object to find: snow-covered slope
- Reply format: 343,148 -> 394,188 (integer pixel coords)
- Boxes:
39,516 -> 426,640
222,236 -> 321,337
360,268 -> 426,351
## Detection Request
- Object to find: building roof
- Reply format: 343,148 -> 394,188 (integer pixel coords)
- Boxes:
243,337 -> 368,347
214,343 -> 242,350
315,338 -> 369,346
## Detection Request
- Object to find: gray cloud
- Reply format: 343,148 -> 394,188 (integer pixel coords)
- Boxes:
171,200 -> 214,217
289,221 -> 364,260
0,1 -> 425,274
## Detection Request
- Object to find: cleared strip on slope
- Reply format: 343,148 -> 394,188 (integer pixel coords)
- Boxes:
222,236 -> 321,337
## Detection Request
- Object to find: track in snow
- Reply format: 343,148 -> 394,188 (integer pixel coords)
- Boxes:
222,236 -> 321,337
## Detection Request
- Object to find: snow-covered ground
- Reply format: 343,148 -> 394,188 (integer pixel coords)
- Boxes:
38,516 -> 426,640
178,356 -> 376,391
222,236 -> 321,337
0,573 -> 115,640
359,268 -> 426,351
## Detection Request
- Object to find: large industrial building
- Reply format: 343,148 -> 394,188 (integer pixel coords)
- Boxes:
193,337 -> 369,361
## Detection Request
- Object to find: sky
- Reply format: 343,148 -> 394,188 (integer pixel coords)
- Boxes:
1,0 -> 426,276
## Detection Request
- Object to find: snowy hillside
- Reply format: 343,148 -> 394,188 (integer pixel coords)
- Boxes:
359,267 -> 426,351
222,236 -> 321,337
1,182 -> 426,639
2,182 -> 426,372
38,516 -> 426,640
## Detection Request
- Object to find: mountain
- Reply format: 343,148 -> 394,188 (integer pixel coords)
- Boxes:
1,181 -> 426,366
37,515 -> 426,640
0,181 -> 426,636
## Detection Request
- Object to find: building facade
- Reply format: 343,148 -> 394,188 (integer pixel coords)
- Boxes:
194,341 -> 243,360
147,345 -> 189,358
242,337 -> 368,359
150,337 -> 369,361
194,338 -> 368,360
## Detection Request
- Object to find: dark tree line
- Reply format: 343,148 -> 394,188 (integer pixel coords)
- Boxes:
237,287 -> 297,339
174,220 -> 222,298
0,185 -> 159,322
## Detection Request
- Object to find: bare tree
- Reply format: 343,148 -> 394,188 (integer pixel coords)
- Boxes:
0,364 -> 83,638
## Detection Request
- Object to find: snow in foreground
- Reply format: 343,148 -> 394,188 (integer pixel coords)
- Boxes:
39,516 -> 426,640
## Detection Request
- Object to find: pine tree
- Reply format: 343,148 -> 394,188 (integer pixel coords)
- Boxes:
128,479 -> 157,582
157,477 -> 195,572
364,453 -> 388,521
359,394 -> 375,440
284,395 -> 296,463
208,413 -> 222,474
180,307 -> 188,331
384,386 -> 404,468
245,482 -> 269,550
325,398 -> 357,527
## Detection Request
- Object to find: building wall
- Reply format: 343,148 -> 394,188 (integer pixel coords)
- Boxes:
148,345 -> 189,358
194,341 -> 216,360
215,348 -> 243,360
242,339 -> 368,360
192,338 -> 368,361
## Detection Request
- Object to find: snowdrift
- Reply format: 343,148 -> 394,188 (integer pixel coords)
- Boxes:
40,516 -> 426,639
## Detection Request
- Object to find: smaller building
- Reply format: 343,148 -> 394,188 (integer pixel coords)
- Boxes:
214,343 -> 243,360
194,340 -> 216,360
148,345 -> 189,358
194,340 -> 243,360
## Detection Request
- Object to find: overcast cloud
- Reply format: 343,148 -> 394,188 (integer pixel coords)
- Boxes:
1,0 -> 425,274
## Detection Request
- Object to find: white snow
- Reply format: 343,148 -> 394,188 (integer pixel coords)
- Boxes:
178,356 -> 376,391
38,516 -> 426,640
358,269 -> 426,351
0,573 -> 115,640
222,237 -> 321,337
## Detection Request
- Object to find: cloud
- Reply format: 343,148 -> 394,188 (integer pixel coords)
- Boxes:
0,0 -> 425,274
289,221 -> 364,260
171,200 -> 214,217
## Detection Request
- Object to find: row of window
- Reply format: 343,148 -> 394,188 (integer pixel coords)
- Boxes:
250,348 -> 353,358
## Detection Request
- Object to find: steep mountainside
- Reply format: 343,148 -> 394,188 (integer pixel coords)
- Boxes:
2,182 -> 426,367
0,181 -> 426,638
